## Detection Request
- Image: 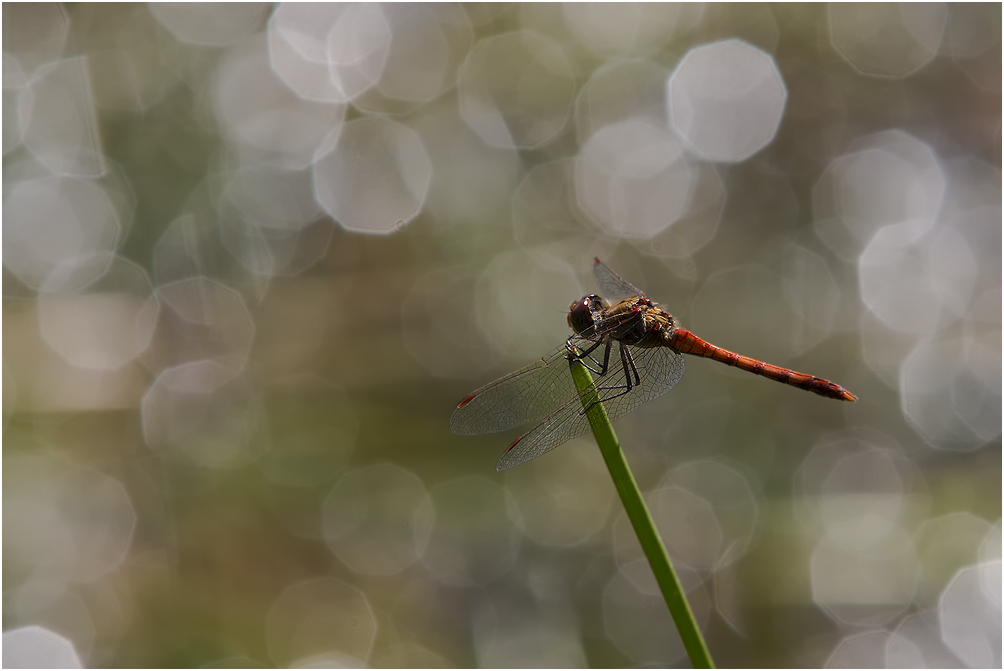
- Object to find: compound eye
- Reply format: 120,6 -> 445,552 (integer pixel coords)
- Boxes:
567,294 -> 599,334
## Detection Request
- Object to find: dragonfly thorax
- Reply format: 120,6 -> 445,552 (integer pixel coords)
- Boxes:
568,294 -> 678,348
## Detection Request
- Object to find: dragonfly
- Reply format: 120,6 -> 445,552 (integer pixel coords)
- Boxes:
451,258 -> 857,471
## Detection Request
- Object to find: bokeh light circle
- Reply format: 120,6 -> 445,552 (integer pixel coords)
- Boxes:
459,30 -> 575,149
268,3 -> 391,104
829,3 -> 947,77
322,463 -> 434,576
2,626 -> 82,669
667,39 -> 787,162
313,117 -> 432,234
3,175 -> 121,290
266,577 -> 377,667
574,119 -> 696,239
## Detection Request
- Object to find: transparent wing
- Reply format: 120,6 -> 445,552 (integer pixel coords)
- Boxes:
495,341 -> 686,470
592,257 -> 647,302
449,341 -> 580,436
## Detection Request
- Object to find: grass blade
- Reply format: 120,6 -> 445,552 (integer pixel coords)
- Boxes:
568,356 -> 715,669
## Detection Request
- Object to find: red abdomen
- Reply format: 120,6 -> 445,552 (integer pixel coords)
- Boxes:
667,329 -> 857,402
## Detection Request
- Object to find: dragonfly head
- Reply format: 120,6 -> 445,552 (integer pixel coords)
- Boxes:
568,294 -> 607,335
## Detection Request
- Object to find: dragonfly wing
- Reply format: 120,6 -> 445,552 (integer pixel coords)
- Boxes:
449,341 -> 579,435
496,342 -> 686,470
597,344 -> 686,423
592,258 -> 647,302
495,394 -> 594,470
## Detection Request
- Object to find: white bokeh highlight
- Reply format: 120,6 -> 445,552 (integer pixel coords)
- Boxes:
459,31 -> 575,149
574,119 -> 696,239
899,335 -> 1001,451
149,3 -> 267,48
3,175 -> 121,290
667,39 -> 786,162
266,578 -> 377,668
213,36 -> 345,169
574,58 -> 670,144
141,361 -> 259,468
887,610 -> 966,668
313,118 -> 432,233
4,453 -> 136,583
915,513 -> 996,609
656,460 -> 759,570
221,165 -> 324,233
322,463 -> 434,576
144,277 -> 254,378
812,524 -> 920,627
2,4 -> 68,76
359,4 -> 472,107
3,626 -> 82,669
411,103 -> 520,226
938,563 -> 1002,668
829,3 -> 947,77
813,130 -> 945,260
562,4 -> 702,57
22,57 -> 104,177
795,431 -> 928,627
858,222 -> 977,335
473,250 -> 581,362
825,630 -> 894,668
38,255 -> 158,371
268,3 -> 391,104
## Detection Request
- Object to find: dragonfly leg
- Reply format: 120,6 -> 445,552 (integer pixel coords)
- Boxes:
597,344 -> 640,397
578,344 -> 641,415
566,339 -> 612,376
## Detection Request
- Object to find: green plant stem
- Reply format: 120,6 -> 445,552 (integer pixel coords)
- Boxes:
568,357 -> 715,669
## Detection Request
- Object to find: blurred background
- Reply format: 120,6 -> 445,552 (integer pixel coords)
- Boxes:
2,3 -> 1001,668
